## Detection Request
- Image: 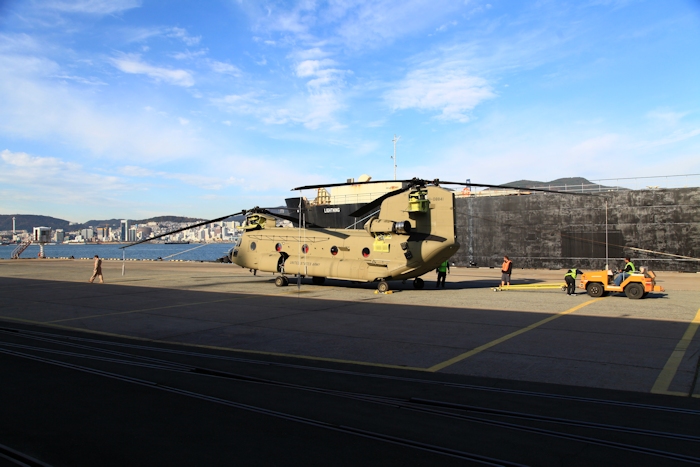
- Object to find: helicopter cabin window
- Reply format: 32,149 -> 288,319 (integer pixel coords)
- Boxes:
250,242 -> 256,251
330,246 -> 338,256
302,244 -> 309,254
362,247 -> 370,258
275,243 -> 282,252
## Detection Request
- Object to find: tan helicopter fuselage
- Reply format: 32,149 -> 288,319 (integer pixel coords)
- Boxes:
231,185 -> 460,283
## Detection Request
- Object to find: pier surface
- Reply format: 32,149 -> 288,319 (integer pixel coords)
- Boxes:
2,259 -> 700,466
2,259 -> 699,396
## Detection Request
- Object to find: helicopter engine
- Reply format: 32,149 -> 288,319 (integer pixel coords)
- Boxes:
364,218 -> 411,235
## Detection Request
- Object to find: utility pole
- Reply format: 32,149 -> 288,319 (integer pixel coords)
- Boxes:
391,134 -> 400,181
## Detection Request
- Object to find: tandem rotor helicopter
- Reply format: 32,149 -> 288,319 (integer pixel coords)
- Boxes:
123,178 -> 582,292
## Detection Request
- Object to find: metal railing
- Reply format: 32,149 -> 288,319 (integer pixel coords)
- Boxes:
11,240 -> 32,259
310,192 -> 398,206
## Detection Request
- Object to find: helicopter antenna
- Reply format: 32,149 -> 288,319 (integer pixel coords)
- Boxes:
391,134 -> 400,181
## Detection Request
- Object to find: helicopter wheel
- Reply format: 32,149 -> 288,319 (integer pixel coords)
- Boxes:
275,276 -> 289,287
413,278 -> 424,289
377,281 -> 390,293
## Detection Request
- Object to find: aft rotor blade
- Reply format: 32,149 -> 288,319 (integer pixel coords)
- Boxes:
439,181 -> 594,196
120,210 -> 246,249
348,186 -> 412,218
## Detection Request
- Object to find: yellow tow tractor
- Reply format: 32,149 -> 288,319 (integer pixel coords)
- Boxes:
579,269 -> 664,299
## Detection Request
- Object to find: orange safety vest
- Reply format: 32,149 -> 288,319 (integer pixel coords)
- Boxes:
502,259 -> 512,273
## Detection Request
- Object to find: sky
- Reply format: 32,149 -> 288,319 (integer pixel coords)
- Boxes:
1,0 -> 699,222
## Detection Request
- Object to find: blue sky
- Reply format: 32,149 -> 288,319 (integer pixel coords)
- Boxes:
1,0 -> 699,222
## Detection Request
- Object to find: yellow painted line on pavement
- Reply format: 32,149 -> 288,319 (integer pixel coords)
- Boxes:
651,307 -> 700,395
498,283 -> 566,289
427,298 -> 604,372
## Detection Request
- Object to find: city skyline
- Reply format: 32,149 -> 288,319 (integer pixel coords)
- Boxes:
1,1 -> 699,222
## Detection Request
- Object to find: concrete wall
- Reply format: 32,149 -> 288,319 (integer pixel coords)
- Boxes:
453,187 -> 700,272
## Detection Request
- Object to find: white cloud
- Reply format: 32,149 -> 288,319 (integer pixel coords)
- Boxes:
385,67 -> 495,122
1,149 -> 79,170
110,53 -> 195,87
118,165 -> 155,177
567,134 -> 621,157
208,60 -> 242,76
244,0 -> 464,50
0,149 -> 130,210
171,49 -> 208,61
45,0 -> 141,15
166,27 -> 201,46
0,55 -> 203,162
646,109 -> 689,127
116,163 -> 245,191
52,74 -> 106,85
121,26 -> 201,47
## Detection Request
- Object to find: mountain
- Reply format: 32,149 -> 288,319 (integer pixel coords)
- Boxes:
0,215 -> 72,232
0,215 -> 206,232
502,177 -> 623,192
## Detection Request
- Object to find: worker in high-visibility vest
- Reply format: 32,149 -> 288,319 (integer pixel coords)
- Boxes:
501,256 -> 512,287
564,267 -> 583,295
614,257 -> 635,286
436,260 -> 450,288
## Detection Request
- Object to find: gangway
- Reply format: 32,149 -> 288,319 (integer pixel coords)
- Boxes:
11,240 -> 32,259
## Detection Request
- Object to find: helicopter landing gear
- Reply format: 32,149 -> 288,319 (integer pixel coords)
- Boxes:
312,277 -> 325,285
275,276 -> 289,287
377,281 -> 390,293
413,278 -> 424,289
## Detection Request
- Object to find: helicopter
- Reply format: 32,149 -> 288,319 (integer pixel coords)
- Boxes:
123,178 -> 587,292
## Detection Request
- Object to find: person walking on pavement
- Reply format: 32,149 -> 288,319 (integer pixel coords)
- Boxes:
501,256 -> 513,287
89,255 -> 104,283
614,257 -> 635,286
564,267 -> 583,295
436,260 -> 450,288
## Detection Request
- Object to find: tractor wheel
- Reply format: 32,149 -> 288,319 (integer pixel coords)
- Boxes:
312,277 -> 326,285
275,276 -> 288,287
377,281 -> 390,293
413,278 -> 424,289
624,282 -> 644,299
586,282 -> 605,298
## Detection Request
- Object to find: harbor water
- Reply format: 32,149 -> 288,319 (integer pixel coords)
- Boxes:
0,243 -> 235,262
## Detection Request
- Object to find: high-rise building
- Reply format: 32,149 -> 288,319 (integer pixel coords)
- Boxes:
54,229 -> 65,243
120,220 -> 129,242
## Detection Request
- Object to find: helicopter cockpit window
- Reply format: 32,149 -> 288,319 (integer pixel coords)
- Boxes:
250,242 -> 257,251
362,247 -> 370,258
330,246 -> 338,256
235,237 -> 242,247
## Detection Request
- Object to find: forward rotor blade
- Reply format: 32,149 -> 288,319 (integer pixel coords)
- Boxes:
348,186 -> 412,218
260,209 -> 324,228
120,210 -> 246,249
